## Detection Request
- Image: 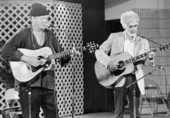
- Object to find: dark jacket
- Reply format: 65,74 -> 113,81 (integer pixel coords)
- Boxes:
1,27 -> 71,90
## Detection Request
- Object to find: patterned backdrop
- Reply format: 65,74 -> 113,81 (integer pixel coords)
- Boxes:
134,9 -> 170,95
0,0 -> 83,117
134,8 -> 170,113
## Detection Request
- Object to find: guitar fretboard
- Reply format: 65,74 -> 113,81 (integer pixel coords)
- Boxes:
124,42 -> 170,65
48,47 -> 85,60
124,52 -> 149,65
50,50 -> 73,60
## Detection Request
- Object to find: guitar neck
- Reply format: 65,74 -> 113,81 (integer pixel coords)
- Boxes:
48,47 -> 85,60
125,52 -> 148,65
124,48 -> 158,65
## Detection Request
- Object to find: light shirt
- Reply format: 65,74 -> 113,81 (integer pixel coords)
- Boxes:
123,33 -> 136,57
115,33 -> 136,87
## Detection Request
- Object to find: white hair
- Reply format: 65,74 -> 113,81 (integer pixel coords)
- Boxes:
120,11 -> 140,29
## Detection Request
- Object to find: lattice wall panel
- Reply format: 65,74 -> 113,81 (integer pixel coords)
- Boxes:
0,1 -> 83,117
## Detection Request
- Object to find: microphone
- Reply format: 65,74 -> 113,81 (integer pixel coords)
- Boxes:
138,34 -> 162,46
48,24 -> 59,28
47,24 -> 66,32
47,24 -> 60,30
153,64 -> 165,70
44,22 -> 59,29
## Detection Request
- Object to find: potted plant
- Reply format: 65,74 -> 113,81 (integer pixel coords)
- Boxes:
0,41 -> 14,89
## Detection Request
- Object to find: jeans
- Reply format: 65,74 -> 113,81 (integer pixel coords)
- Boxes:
113,74 -> 141,118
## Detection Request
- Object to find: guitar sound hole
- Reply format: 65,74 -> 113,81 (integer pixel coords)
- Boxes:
112,61 -> 125,76
117,61 -> 125,69
31,56 -> 51,72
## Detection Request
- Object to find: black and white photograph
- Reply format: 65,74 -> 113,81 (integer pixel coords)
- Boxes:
0,0 -> 170,118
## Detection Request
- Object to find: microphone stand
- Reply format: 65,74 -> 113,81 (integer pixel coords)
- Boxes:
66,33 -> 76,118
126,67 -> 161,118
71,53 -> 76,118
138,34 -> 162,46
19,81 -> 35,118
19,69 -> 46,118
53,26 -> 76,118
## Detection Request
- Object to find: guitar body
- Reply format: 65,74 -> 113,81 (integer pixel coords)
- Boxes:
94,52 -> 135,88
10,47 -> 54,82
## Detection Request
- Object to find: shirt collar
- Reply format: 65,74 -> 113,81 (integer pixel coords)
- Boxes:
124,31 -> 136,43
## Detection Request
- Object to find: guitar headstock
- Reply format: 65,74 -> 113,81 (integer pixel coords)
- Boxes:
159,43 -> 170,51
85,42 -> 99,53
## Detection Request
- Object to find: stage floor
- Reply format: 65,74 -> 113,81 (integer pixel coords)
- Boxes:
62,112 -> 170,118
0,112 -> 169,118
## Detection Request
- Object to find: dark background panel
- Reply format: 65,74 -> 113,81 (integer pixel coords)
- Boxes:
61,0 -> 124,113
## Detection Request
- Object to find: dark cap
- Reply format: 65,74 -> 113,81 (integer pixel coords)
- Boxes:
29,3 -> 50,17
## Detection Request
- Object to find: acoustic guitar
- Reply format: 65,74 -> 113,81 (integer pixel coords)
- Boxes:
10,42 -> 98,82
94,43 -> 170,88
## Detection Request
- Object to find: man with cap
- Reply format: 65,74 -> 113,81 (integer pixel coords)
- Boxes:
2,3 -> 78,118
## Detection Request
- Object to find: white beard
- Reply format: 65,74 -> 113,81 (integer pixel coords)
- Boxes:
126,30 -> 137,38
